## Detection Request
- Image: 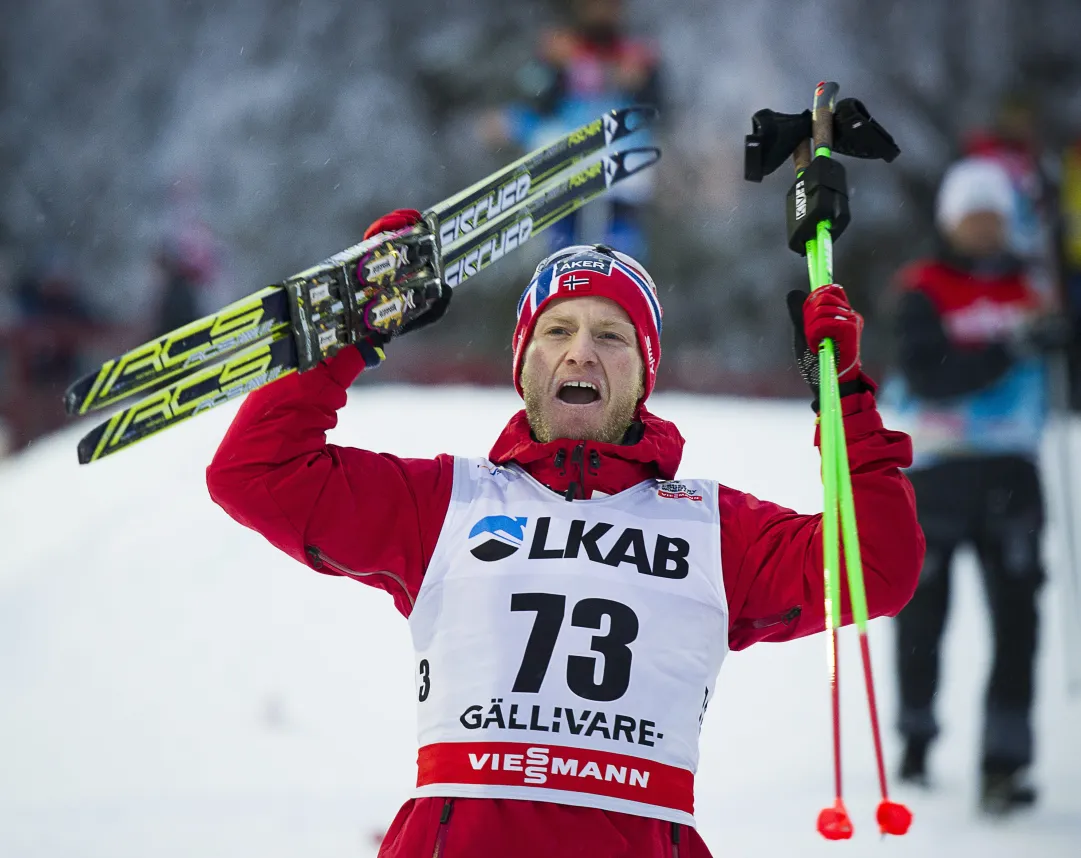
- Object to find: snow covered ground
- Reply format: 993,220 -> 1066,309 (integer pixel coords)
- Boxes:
1,385 -> 1079,857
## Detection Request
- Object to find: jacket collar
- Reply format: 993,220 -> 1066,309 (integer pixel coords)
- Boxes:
488,404 -> 685,500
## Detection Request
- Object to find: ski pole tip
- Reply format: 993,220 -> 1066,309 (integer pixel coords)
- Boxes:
876,799 -> 913,836
816,798 -> 854,840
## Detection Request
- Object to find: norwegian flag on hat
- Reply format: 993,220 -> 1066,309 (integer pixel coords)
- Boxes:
512,245 -> 663,400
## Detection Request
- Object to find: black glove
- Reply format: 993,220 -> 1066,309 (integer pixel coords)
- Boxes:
359,208 -> 451,345
357,276 -> 452,348
286,209 -> 452,373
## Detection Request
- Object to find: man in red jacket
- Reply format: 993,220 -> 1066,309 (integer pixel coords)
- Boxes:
207,209 -> 924,857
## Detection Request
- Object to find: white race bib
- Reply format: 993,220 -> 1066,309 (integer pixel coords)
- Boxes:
409,458 -> 728,825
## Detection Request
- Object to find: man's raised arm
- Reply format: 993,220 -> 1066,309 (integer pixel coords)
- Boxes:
723,284 -> 925,649
207,210 -> 455,618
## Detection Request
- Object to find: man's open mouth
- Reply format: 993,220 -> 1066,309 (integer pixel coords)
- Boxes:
557,380 -> 601,404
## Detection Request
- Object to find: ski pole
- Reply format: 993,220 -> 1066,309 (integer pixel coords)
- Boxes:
1048,347 -> 1081,695
744,81 -> 906,839
795,83 -> 853,840
801,82 -> 912,838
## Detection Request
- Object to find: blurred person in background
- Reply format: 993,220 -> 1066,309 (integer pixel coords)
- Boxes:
151,233 -> 218,337
886,157 -> 1069,815
1060,134 -> 1081,406
480,0 -> 661,260
151,176 -> 223,335
966,91 -> 1081,412
0,248 -> 101,450
964,91 -> 1062,303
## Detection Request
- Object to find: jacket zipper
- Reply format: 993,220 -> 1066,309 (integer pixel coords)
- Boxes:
731,605 -> 802,632
671,821 -> 681,858
431,798 -> 454,858
563,442 -> 587,501
306,546 -> 415,609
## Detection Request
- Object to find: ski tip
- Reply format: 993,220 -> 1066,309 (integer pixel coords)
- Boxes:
63,386 -> 82,416
76,423 -> 108,465
603,105 -> 659,145
621,103 -> 660,127
604,147 -> 662,186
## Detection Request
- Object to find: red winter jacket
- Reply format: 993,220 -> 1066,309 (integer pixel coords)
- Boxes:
206,347 -> 924,858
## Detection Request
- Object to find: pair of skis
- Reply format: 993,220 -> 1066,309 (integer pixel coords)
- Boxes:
66,107 -> 659,464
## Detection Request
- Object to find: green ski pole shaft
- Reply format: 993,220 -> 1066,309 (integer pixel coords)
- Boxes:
744,77 -> 909,838
809,82 -> 908,835
793,85 -> 851,839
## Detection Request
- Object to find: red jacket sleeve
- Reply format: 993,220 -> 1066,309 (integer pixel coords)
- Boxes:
205,347 -> 454,618
722,388 -> 924,650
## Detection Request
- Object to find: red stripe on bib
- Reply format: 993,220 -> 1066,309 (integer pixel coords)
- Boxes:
417,741 -> 694,814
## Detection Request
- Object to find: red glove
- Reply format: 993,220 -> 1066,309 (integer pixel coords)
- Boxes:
786,284 -> 867,402
363,208 -> 422,240
803,284 -> 863,381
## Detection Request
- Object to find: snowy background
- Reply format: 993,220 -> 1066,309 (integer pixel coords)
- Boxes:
3,0 -> 1080,375
1,387 -> 1079,856
2,0 -> 1081,853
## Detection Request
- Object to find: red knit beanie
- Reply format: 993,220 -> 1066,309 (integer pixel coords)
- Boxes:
512,245 -> 662,400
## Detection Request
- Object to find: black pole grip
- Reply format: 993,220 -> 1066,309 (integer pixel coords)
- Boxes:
786,156 -> 850,255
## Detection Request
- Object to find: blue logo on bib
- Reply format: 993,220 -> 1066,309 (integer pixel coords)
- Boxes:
469,515 -> 529,562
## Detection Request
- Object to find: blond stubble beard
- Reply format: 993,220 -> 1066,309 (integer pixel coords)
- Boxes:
523,379 -> 643,444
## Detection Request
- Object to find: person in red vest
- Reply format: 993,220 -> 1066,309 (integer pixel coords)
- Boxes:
207,208 -> 923,857
886,157 -> 1068,815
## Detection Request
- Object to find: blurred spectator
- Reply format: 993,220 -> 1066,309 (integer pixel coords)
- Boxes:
151,233 -> 217,337
1064,137 -> 1081,307
480,0 -> 660,260
0,248 -> 116,451
1061,135 -> 1081,406
151,176 -> 223,335
885,158 -> 1069,816
1,249 -> 91,449
964,91 -> 1061,304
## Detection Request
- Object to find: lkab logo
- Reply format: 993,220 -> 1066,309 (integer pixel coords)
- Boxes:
467,514 -> 690,579
468,515 -> 530,561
